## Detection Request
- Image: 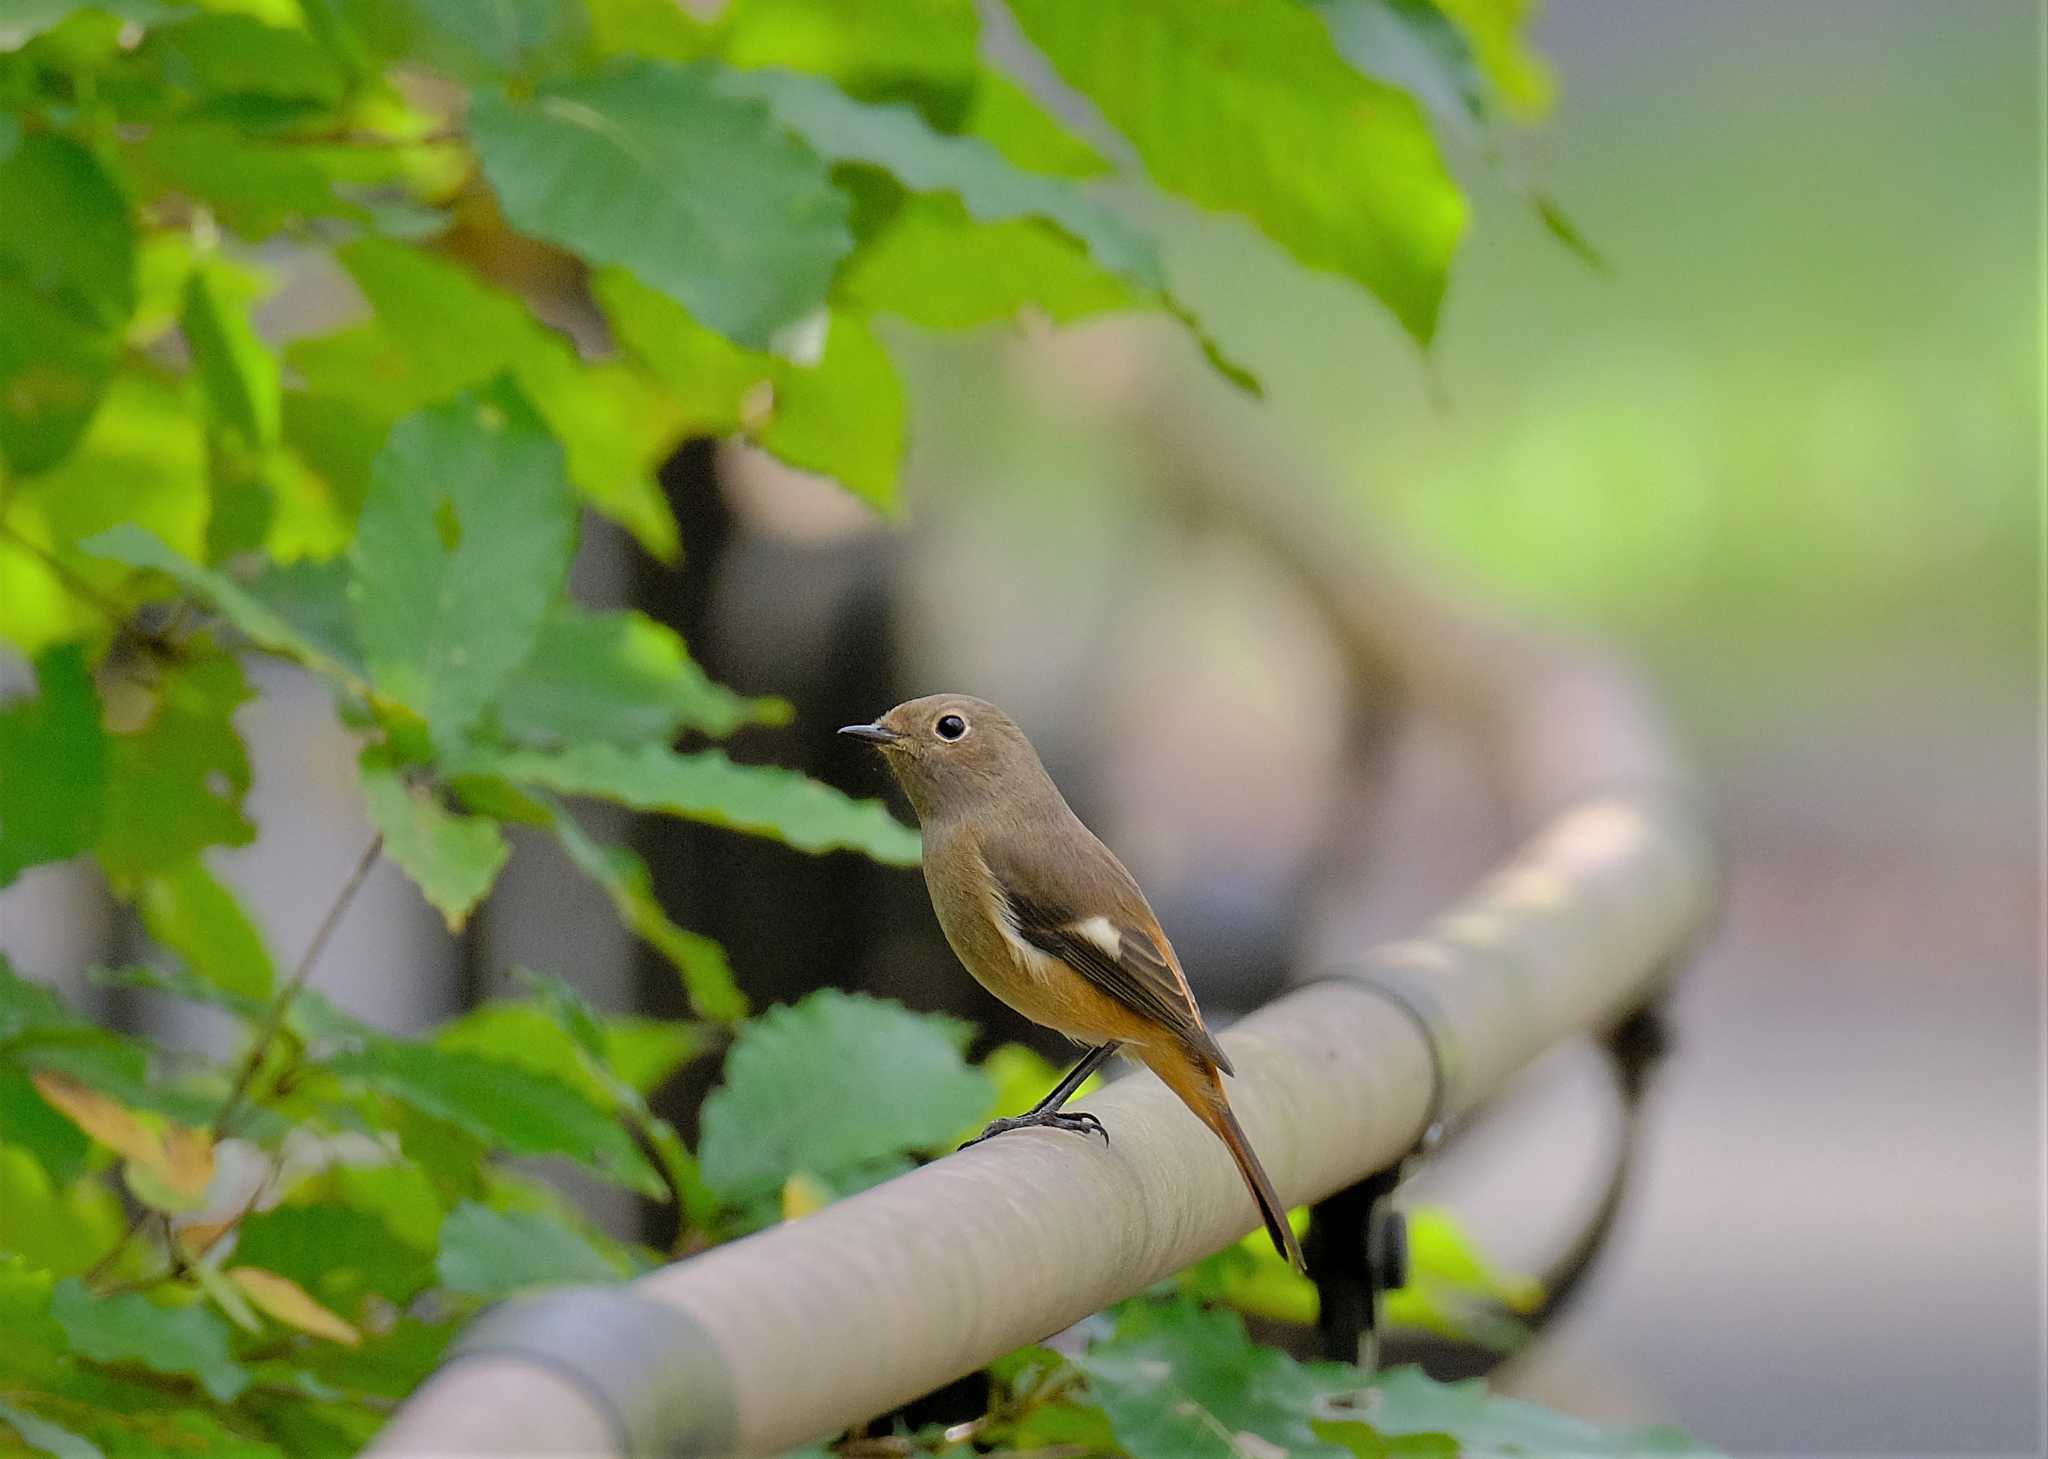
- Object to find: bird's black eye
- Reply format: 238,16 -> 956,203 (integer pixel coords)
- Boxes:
934,713 -> 967,741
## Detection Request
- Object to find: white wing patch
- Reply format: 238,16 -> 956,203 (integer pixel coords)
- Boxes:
1069,915 -> 1122,960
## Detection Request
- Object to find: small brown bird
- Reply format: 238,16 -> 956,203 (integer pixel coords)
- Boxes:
841,694 -> 1306,1272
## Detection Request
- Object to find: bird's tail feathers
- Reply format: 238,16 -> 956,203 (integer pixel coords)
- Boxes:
1146,1049 -> 1307,1273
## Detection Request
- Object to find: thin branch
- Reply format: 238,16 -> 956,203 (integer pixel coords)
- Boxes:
212,833 -> 383,1136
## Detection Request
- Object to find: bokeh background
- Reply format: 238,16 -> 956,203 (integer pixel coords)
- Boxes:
2,1 -> 2037,1454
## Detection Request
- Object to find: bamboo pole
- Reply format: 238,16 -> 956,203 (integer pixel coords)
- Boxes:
372,787 -> 1713,1458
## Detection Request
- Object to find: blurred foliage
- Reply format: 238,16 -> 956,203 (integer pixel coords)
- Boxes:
0,0 -> 1716,1455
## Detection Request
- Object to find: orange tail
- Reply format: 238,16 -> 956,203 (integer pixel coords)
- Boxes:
1144,1047 -> 1307,1273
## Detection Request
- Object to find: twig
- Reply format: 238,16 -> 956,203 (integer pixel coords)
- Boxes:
212,833 -> 383,1136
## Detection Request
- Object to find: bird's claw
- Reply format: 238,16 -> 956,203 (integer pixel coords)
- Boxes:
959,1108 -> 1110,1150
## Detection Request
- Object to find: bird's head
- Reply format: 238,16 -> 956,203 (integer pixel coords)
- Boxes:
839,693 -> 1048,823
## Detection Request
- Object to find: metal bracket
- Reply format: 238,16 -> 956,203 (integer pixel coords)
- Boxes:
449,1285 -> 737,1459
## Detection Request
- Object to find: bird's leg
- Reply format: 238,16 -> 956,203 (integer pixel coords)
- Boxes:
961,1041 -> 1120,1149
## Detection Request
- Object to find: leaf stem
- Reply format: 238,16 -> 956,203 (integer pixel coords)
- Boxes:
212,832 -> 383,1135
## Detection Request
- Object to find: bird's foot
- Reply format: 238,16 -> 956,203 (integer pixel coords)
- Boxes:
959,1108 -> 1109,1150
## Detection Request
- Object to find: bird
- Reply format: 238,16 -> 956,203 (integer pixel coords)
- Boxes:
839,693 -> 1306,1272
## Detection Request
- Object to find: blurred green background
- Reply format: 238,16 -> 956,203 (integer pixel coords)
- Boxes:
868,1 -> 2036,1452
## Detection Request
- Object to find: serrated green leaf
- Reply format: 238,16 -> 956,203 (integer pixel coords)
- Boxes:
50,1277 -> 250,1402
96,652 -> 255,882
358,750 -> 508,931
1077,1298 -> 1364,1459
698,990 -> 990,1202
322,1039 -> 661,1196
78,526 -> 358,680
136,856 -> 276,999
1321,1367 -> 1719,1457
434,1200 -> 627,1297
348,382 -> 577,746
1005,0 -> 1465,343
0,1400 -> 103,1459
0,644 -> 107,887
478,740 -> 921,866
547,807 -> 748,1022
490,604 -> 784,748
434,999 -> 609,1107
289,239 -> 683,558
469,59 -> 851,349
181,261 -> 279,447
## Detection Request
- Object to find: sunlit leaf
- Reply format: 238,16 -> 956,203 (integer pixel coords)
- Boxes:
349,382 -> 577,747
50,1277 -> 250,1402
477,740 -> 921,866
228,1266 -> 360,1345
0,644 -> 107,887
698,990 -> 990,1202
1005,0 -> 1465,342
469,59 -> 851,349
0,1145 -> 125,1276
433,1200 -> 627,1297
289,239 -> 684,558
0,130 -> 134,330
358,749 -> 508,931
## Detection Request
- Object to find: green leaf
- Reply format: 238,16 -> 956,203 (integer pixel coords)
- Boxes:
289,239 -> 683,558
234,1204 -> 435,1314
596,270 -> 907,509
731,67 -> 1164,296
434,1200 -> 626,1297
469,59 -> 851,349
0,1065 -> 92,1184
1077,1298 -> 1363,1459
1319,1366 -> 1719,1457
1005,0 -> 1465,342
720,0 -> 978,124
0,276 -> 114,475
841,193 -> 1135,329
144,11 -> 348,106
239,557 -> 363,676
0,131 -> 134,331
1429,0 -> 1552,121
358,749 -> 508,931
490,604 -> 786,748
0,1146 -> 126,1276
597,1014 -> 710,1097
181,261 -> 280,447
121,122 -> 363,238
435,998 -> 610,1108
95,652 -> 256,883
0,1400 -> 104,1459
78,526 -> 359,680
136,856 -> 276,999
0,644 -> 108,887
396,0 -> 590,82
50,1277 -> 250,1402
548,808 -> 748,1022
698,990 -> 990,1202
348,382 -> 578,746
1314,0 -> 1490,133
322,1039 -> 661,1197
477,740 -> 921,866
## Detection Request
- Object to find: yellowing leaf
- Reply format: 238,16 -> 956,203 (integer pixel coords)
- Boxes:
31,1070 -> 215,1199
228,1266 -> 360,1346
32,1070 -> 166,1169
781,1171 -> 831,1222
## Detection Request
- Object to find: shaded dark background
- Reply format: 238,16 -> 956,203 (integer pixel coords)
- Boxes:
1,2 -> 2036,1454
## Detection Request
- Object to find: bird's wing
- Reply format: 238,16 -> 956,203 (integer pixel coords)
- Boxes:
983,831 -> 1232,1074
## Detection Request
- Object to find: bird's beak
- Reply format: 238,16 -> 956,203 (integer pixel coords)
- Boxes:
837,722 -> 903,746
